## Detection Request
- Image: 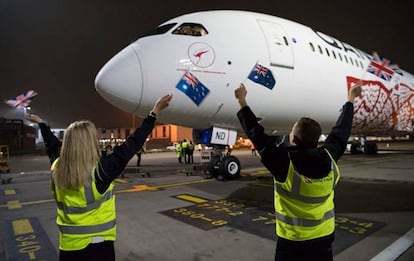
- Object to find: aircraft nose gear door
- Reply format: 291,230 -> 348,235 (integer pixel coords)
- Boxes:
257,20 -> 294,70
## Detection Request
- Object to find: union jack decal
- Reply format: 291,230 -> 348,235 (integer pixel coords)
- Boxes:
367,52 -> 400,81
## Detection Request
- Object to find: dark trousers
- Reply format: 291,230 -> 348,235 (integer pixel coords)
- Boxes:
60,241 -> 115,261
183,148 -> 189,163
136,153 -> 141,166
189,150 -> 194,163
275,235 -> 333,261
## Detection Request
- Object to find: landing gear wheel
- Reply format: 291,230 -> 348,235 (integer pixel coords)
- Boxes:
219,156 -> 241,180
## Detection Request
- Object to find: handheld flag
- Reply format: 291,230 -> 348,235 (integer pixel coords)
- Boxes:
175,71 -> 210,106
247,63 -> 276,90
4,90 -> 38,109
367,52 -> 401,81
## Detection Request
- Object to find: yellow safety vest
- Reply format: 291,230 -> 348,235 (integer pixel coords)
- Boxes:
274,149 -> 340,241
182,141 -> 189,149
51,159 -> 116,251
176,144 -> 182,156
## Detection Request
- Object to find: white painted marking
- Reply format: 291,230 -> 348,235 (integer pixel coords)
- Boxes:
370,227 -> 414,261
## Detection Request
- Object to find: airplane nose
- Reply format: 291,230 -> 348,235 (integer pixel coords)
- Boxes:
95,45 -> 142,113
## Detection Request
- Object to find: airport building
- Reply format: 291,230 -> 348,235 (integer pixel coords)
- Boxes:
98,123 -> 193,151
0,118 -> 36,154
0,115 -> 194,154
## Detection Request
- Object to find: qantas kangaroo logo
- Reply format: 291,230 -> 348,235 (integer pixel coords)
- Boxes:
188,42 -> 216,68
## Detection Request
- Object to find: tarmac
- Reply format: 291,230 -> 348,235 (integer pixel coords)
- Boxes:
0,141 -> 413,261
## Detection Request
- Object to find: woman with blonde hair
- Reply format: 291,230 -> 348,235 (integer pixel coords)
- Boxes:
27,94 -> 172,261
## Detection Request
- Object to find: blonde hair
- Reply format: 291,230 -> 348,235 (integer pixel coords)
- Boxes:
54,120 -> 101,190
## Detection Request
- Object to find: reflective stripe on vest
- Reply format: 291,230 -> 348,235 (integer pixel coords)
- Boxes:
274,155 -> 339,204
275,209 -> 335,227
58,220 -> 116,234
56,190 -> 114,214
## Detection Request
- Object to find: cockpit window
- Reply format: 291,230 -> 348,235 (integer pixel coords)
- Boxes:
137,23 -> 177,39
154,23 -> 177,34
172,23 -> 208,36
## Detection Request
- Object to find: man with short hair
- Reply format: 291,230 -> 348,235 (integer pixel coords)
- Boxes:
234,82 -> 362,261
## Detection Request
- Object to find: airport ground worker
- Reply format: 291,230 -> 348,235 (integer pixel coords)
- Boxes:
26,94 -> 172,261
235,82 -> 362,261
188,140 -> 195,163
136,147 -> 145,166
181,139 -> 189,163
176,142 -> 183,163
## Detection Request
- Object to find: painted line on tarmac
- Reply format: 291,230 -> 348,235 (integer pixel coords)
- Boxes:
4,217 -> 58,260
4,189 -> 16,195
370,227 -> 414,261
116,179 -> 214,193
241,167 -> 269,176
6,200 -> 21,209
175,194 -> 209,204
0,199 -> 54,209
243,169 -> 270,176
115,178 -> 129,183
0,179 -> 214,208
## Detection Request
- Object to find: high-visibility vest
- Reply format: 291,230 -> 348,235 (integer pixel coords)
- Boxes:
176,144 -> 182,156
182,141 -> 189,149
274,149 -> 340,241
51,159 -> 116,251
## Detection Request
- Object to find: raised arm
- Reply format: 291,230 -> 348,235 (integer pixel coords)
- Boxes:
97,94 -> 173,183
325,81 -> 362,160
235,83 -> 289,181
26,114 -> 61,164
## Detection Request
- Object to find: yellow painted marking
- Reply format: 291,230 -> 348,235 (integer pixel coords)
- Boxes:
239,169 -> 270,177
176,194 -> 208,204
4,189 -> 16,195
0,198 -> 54,209
250,170 -> 270,176
116,179 -> 214,194
29,252 -> 36,259
12,219 -> 34,235
115,178 -> 128,183
155,179 -> 213,189
117,184 -> 158,193
1,179 -> 215,207
7,200 -> 21,209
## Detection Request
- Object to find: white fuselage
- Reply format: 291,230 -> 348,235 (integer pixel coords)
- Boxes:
95,10 -> 414,136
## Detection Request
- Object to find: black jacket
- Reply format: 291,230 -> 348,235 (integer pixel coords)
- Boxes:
237,102 -> 354,182
39,115 -> 156,193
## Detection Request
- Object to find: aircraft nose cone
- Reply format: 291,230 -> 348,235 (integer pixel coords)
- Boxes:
95,46 -> 142,113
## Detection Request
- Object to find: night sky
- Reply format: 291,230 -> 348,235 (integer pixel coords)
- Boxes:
1,0 -> 413,128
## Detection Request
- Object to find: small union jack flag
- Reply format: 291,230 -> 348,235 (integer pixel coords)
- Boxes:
176,72 -> 210,106
4,90 -> 38,109
367,52 -> 400,81
247,63 -> 276,90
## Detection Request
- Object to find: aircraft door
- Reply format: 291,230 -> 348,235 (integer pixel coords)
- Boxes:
257,20 -> 294,69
